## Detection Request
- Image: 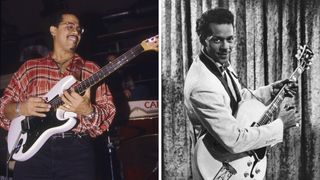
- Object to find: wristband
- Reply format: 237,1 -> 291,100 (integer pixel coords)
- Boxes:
85,107 -> 95,119
16,103 -> 21,116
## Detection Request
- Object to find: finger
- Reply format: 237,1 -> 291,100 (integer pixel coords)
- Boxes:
59,106 -> 68,111
285,94 -> 293,98
284,87 -> 297,97
289,88 -> 298,95
288,82 -> 298,89
281,79 -> 290,84
285,91 -> 294,97
31,111 -> 47,117
288,89 -> 297,97
62,90 -> 72,99
286,106 -> 295,111
70,90 -> 82,99
287,122 -> 300,129
35,102 -> 51,108
81,89 -> 91,102
59,105 -> 74,112
61,93 -> 73,105
284,104 -> 295,111
67,88 -> 80,98
34,106 -> 50,112
65,90 -> 79,102
30,97 -> 46,103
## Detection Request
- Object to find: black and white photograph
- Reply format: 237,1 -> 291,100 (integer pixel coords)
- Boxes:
161,0 -> 319,180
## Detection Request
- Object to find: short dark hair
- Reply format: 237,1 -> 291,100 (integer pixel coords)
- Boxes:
196,8 -> 234,45
48,10 -> 80,27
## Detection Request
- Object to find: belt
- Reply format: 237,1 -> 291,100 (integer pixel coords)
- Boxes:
51,132 -> 88,139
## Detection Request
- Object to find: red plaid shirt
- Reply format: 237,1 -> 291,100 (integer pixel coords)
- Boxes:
0,54 -> 115,137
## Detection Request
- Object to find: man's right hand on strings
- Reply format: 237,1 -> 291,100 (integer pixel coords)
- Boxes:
18,97 -> 51,117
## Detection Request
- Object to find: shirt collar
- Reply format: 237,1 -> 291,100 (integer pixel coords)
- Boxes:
201,48 -> 230,73
47,52 -> 84,65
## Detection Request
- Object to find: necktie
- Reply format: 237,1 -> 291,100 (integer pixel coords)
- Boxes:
222,68 -> 241,102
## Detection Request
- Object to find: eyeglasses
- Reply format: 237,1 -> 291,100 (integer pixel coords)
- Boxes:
60,22 -> 85,34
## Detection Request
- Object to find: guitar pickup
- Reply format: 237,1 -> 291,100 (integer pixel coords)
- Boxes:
21,118 -> 30,133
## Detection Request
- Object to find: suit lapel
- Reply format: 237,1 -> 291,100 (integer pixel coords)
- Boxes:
226,69 -> 241,102
199,52 -> 239,115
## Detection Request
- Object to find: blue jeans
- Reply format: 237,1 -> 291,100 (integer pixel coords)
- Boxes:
13,135 -> 96,180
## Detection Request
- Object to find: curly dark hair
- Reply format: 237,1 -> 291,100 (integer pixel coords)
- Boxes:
196,8 -> 234,45
48,10 -> 81,27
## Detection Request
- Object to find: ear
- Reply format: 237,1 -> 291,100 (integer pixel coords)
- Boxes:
200,35 -> 207,47
50,26 -> 57,36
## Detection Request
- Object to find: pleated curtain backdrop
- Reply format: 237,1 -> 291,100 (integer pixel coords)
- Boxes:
161,0 -> 320,179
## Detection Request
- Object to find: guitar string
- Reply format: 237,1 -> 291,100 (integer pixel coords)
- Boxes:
48,44 -> 144,109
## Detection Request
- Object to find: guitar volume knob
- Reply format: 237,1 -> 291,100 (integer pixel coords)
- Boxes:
244,172 -> 249,177
247,161 -> 252,166
255,168 -> 261,174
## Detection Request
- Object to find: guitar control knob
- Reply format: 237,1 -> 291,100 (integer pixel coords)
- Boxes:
255,169 -> 261,174
247,161 -> 252,166
244,172 -> 249,177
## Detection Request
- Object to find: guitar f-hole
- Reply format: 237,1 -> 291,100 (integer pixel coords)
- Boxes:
249,153 -> 259,178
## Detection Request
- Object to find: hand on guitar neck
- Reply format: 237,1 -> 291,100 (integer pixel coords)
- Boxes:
271,79 -> 298,98
272,79 -> 299,130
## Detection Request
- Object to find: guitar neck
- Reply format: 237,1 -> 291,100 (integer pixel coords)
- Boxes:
47,44 -> 144,110
45,35 -> 158,110
75,44 -> 144,94
258,66 -> 304,126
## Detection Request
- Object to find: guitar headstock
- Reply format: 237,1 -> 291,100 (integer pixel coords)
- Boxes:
295,45 -> 314,70
140,35 -> 159,52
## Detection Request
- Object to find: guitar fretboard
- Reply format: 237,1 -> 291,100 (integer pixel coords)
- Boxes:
48,44 -> 144,109
257,66 -> 305,126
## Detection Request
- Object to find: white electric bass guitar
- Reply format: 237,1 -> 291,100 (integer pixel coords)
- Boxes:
7,35 -> 158,161
194,45 -> 313,180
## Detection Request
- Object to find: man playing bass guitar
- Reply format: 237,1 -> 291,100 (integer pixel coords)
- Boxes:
0,11 -> 116,180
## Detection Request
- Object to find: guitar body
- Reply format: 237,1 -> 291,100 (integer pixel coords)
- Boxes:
7,75 -> 78,161
194,99 -> 268,180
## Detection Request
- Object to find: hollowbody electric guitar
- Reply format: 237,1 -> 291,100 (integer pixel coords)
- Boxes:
194,45 -> 313,180
7,35 -> 158,161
